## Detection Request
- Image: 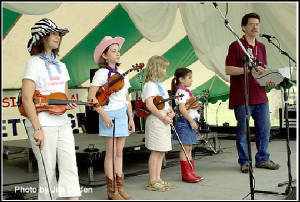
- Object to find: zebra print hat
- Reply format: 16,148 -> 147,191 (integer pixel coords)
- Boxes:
27,18 -> 69,53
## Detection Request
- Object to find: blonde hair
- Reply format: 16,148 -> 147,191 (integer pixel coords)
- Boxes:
144,55 -> 169,82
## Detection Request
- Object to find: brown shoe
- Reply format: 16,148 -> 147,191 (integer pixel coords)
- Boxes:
255,160 -> 280,170
106,176 -> 125,200
240,164 -> 249,173
116,174 -> 133,200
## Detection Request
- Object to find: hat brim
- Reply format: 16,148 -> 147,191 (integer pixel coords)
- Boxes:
94,37 -> 125,64
27,28 -> 69,53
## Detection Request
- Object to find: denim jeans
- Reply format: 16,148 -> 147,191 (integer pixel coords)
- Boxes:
234,102 -> 271,166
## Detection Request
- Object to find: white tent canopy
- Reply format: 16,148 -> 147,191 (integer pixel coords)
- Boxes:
122,2 -> 297,82
2,2 -> 297,90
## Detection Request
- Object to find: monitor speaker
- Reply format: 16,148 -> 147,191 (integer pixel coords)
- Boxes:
83,68 -> 100,134
85,106 -> 99,134
90,68 -> 98,82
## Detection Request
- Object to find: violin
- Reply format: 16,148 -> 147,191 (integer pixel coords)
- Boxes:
185,90 -> 209,110
95,63 -> 144,106
17,90 -> 93,117
135,94 -> 184,117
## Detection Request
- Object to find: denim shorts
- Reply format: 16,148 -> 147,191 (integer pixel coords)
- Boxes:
172,116 -> 197,145
99,106 -> 129,137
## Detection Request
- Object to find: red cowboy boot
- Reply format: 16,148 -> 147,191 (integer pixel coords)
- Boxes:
190,160 -> 204,181
180,160 -> 201,183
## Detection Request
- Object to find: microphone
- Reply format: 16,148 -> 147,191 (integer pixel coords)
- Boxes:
212,2 -> 218,8
255,59 -> 267,68
247,48 -> 267,68
259,34 -> 275,39
247,48 -> 259,72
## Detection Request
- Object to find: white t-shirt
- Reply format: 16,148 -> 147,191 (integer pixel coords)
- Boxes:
141,81 -> 170,111
90,68 -> 130,111
23,56 -> 71,127
175,89 -> 200,119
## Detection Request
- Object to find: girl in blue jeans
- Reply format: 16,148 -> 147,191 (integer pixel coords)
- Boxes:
171,67 -> 204,183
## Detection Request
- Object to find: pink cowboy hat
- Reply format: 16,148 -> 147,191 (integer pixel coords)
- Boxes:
93,36 -> 125,64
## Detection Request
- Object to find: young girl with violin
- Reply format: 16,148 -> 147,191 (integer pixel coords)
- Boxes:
141,55 -> 175,192
88,36 -> 135,200
21,18 -> 81,200
171,67 -> 204,183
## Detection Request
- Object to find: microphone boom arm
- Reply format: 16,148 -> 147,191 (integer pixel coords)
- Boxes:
213,3 -> 258,71
265,38 -> 296,64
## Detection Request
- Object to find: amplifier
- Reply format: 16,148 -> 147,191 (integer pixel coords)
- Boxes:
85,106 -> 99,134
279,105 -> 296,129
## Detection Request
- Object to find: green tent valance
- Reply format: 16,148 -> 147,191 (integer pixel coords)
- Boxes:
192,75 -> 229,104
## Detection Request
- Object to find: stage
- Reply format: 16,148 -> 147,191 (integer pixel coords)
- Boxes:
2,133 -> 297,200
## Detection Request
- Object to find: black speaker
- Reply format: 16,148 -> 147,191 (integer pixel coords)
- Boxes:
90,68 -> 98,82
85,106 -> 99,134
83,68 -> 100,134
279,106 -> 296,138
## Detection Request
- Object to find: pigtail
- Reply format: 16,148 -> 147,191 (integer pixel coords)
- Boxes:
172,67 -> 192,93
171,76 -> 178,94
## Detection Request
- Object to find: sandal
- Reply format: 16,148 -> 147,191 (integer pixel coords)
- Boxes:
145,180 -> 169,192
158,179 -> 175,189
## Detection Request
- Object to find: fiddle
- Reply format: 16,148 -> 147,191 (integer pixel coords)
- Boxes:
135,94 -> 184,117
95,63 -> 144,106
18,90 -> 94,117
185,90 -> 209,110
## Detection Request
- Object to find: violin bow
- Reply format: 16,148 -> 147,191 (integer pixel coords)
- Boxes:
170,124 -> 193,170
112,119 -> 116,193
39,148 -> 53,200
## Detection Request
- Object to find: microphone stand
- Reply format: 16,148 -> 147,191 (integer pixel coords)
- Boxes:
212,3 -> 284,200
240,55 -> 256,200
265,37 -> 296,65
263,36 -> 296,199
278,78 -> 296,199
216,102 -> 222,126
